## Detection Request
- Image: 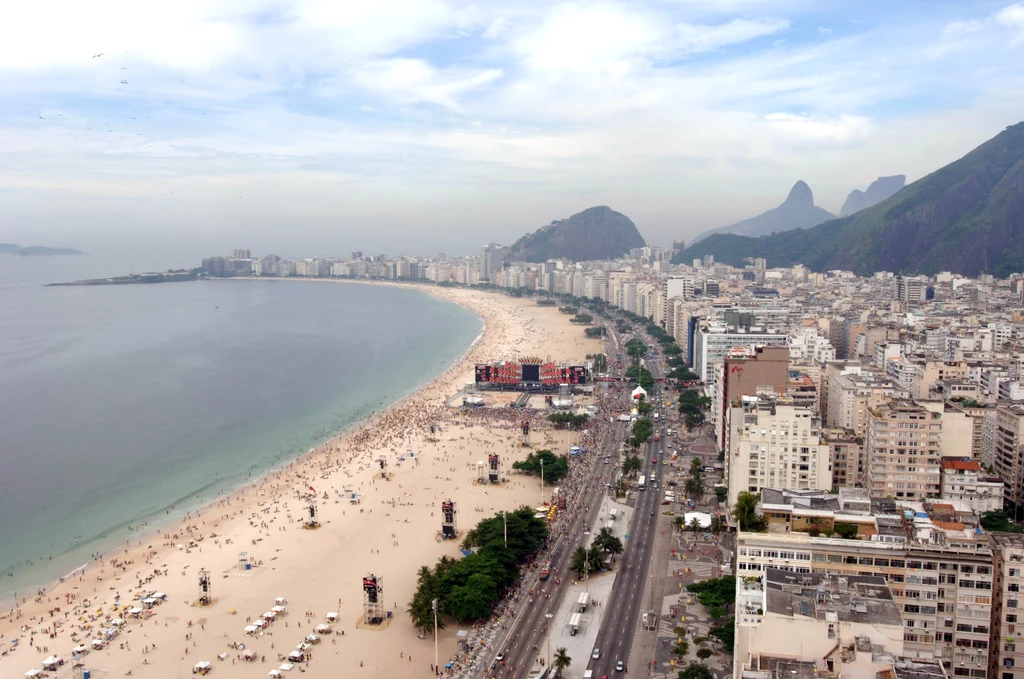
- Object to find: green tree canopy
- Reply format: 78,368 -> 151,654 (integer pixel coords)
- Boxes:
732,491 -> 766,532
686,576 -> 736,609
512,449 -> 570,483
679,663 -> 714,679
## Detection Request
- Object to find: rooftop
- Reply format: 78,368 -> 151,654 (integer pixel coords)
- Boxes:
764,569 -> 903,627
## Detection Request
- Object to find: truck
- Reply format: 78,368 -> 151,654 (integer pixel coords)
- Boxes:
539,561 -> 551,581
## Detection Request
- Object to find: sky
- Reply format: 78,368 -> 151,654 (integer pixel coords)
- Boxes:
1,0 -> 1024,261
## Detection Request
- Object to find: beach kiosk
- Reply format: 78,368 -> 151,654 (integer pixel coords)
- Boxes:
314,623 -> 332,634
242,649 -> 257,662
287,650 -> 305,663
304,634 -> 320,645
193,660 -> 213,675
268,671 -> 283,678
324,612 -> 337,622
274,597 -> 288,606
24,670 -> 43,679
72,644 -> 89,656
271,605 -> 286,616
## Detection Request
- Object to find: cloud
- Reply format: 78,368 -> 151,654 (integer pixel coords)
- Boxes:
997,2 -> 1024,40
763,113 -> 874,144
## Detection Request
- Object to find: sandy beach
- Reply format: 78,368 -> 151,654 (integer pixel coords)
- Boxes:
0,283 -> 604,679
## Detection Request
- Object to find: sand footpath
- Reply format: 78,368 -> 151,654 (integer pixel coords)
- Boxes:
0,283 -> 603,679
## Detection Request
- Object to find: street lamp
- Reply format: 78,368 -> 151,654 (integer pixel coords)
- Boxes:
432,598 -> 439,677
540,458 -> 545,506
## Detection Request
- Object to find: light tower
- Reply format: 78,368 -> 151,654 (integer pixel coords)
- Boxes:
521,419 -> 531,447
362,574 -> 385,625
377,455 -> 388,479
197,568 -> 212,606
441,500 -> 457,540
488,453 -> 500,484
303,498 -> 320,529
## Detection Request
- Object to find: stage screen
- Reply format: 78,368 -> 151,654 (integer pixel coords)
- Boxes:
521,364 -> 540,382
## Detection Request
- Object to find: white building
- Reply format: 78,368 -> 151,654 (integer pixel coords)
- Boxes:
788,327 -> 836,364
725,398 -> 832,505
939,458 -> 1003,513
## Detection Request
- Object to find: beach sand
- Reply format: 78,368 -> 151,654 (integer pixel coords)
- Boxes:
0,283 -> 604,679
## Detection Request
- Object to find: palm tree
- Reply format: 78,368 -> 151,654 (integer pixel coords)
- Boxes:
685,474 -> 704,503
593,527 -> 624,556
552,647 -> 572,678
674,515 -> 687,532
732,491 -> 762,531
688,516 -> 703,536
623,454 -> 643,478
570,546 -> 606,578
710,514 -> 727,539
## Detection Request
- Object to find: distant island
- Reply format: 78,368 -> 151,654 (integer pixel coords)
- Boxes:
47,269 -> 203,287
0,243 -> 84,256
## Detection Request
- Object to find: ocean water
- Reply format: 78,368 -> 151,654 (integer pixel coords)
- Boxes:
0,256 -> 481,601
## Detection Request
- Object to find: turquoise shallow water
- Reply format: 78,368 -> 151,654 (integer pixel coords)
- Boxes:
0,258 -> 481,601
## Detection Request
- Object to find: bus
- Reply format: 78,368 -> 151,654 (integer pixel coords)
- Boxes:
539,561 -> 551,580
638,477 -> 647,491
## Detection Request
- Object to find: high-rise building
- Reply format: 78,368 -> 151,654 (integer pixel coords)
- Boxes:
232,249 -> 250,260
991,533 -> 1024,679
712,346 -> 789,450
672,239 -> 686,252
201,256 -> 227,275
994,404 -> 1024,507
724,398 -> 831,505
352,251 -> 363,260
479,243 -> 506,282
865,400 -> 943,500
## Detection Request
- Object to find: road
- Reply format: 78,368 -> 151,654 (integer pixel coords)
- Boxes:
481,395 -> 628,679
586,346 -> 670,678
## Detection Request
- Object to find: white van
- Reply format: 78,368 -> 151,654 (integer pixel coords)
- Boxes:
584,671 -> 594,679
667,428 -> 673,437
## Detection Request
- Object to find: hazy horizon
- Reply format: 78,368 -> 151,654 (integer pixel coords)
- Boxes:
3,0 -> 1024,257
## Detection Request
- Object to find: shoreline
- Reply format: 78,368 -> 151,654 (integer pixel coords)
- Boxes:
1,278 -> 486,609
0,278 -> 603,679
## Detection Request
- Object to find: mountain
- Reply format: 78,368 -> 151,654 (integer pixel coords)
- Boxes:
505,206 -> 645,263
691,181 -> 837,244
840,175 -> 906,216
0,244 -> 83,256
676,122 -> 1024,277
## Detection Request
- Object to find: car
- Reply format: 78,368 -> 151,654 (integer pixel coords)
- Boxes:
495,652 -> 505,662
652,457 -> 657,464
616,660 -> 626,671
592,648 -> 601,659
650,510 -> 655,516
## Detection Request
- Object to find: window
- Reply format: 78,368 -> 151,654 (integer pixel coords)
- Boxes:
860,557 -> 874,565
1008,615 -> 1017,623
876,558 -> 890,568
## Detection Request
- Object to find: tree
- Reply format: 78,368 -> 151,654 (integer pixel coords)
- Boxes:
623,455 -> 643,478
686,576 -> 736,609
663,344 -> 683,355
672,639 -> 690,657
625,337 -> 647,362
696,648 -> 713,662
710,515 -> 727,538
570,546 -> 606,578
834,521 -> 859,539
512,449 -> 570,483
707,606 -> 726,622
593,527 -> 624,555
547,413 -> 590,429
679,663 -> 714,679
685,462 -> 705,502
709,618 -> 735,652
981,510 -> 1024,533
637,400 -> 654,415
614,479 -> 629,498
688,516 -> 703,536
552,647 -> 571,678
732,491 -> 765,532
584,326 -> 606,338
713,486 -> 727,503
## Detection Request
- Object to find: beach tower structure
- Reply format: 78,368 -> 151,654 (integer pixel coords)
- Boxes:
237,551 -> 249,571
476,461 -> 486,484
71,663 -> 86,679
362,574 -> 385,625
441,500 -> 457,539
488,453 -> 500,484
520,419 -> 531,447
197,568 -> 212,606
303,498 -> 320,529
377,454 -> 388,479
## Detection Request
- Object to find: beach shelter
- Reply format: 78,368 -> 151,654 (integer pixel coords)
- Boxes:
42,656 -> 64,671
193,660 -> 212,675
304,634 -> 320,644
72,645 -> 89,655
244,625 -> 259,635
25,670 -> 42,679
324,612 -> 337,622
271,605 -> 286,614
314,623 -> 332,634
274,597 -> 287,606
263,611 -> 277,621
242,649 -> 257,661
278,662 -> 295,671
287,650 -> 305,662
268,671 -> 282,678
91,639 -> 106,650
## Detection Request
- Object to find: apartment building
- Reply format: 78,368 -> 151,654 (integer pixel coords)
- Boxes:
994,405 -> 1024,507
940,459 -> 1004,513
866,400 -> 943,500
825,364 -> 903,438
711,346 -> 790,451
827,429 -> 865,488
725,398 -> 832,505
736,522 -> 994,678
990,533 -> 1024,679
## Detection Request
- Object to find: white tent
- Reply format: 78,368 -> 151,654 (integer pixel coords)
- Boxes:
268,670 -> 282,678
304,634 -> 320,644
631,385 -> 647,400
271,605 -> 286,614
279,662 -> 295,671
314,623 -> 332,634
683,511 -> 712,529
274,597 -> 287,606
324,612 -> 337,622
244,625 -> 259,635
72,645 -> 89,655
287,650 -> 305,662
42,657 -> 63,670
263,611 -> 277,620
91,639 -> 106,649
25,670 -> 42,678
